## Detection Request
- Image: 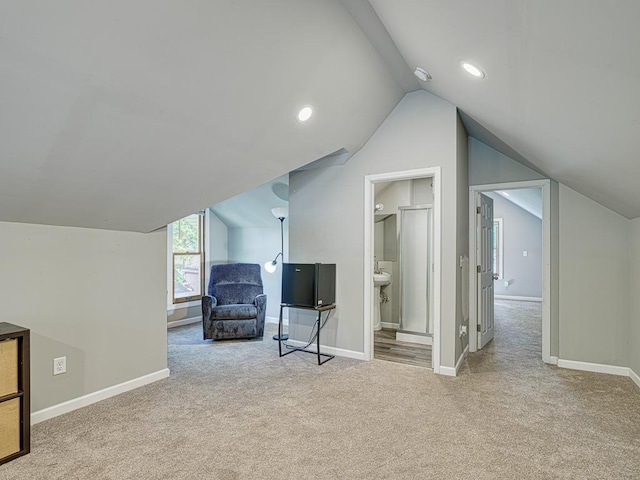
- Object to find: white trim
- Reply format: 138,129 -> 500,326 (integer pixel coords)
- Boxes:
396,332 -> 432,345
31,369 -> 170,425
167,316 -> 200,328
285,340 -> 366,361
380,322 -> 399,330
364,167 -> 442,374
168,299 -> 201,310
630,369 -> 640,389
557,359 -> 629,377
469,180 -> 552,365
440,345 -> 469,377
494,295 -> 542,302
549,356 -> 558,365
265,316 -> 289,326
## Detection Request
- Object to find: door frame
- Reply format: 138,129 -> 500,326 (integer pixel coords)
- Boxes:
364,167 -> 442,373
468,180 -> 552,364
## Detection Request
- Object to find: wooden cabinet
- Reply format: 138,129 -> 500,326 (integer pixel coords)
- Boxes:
0,323 -> 30,465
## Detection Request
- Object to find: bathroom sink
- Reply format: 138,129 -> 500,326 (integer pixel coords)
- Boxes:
373,271 -> 392,287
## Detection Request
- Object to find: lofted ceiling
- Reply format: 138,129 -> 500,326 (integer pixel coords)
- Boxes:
2,1 -> 640,233
369,0 -> 640,219
0,0 -> 403,232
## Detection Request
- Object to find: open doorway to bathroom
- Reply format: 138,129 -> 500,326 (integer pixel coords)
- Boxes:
364,167 -> 442,372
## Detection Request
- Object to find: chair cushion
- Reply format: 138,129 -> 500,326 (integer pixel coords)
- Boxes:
210,304 -> 258,320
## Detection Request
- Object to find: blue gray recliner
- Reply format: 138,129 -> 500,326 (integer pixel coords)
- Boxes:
202,263 -> 267,340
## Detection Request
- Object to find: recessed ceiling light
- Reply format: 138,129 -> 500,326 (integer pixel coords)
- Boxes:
414,67 -> 432,82
461,61 -> 485,79
297,106 -> 313,123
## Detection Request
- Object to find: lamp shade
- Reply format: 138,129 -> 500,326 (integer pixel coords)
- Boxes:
264,261 -> 277,273
271,207 -> 288,219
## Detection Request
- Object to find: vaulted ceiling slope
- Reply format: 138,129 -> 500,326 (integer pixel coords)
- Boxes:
0,1 -> 404,232
370,0 -> 640,219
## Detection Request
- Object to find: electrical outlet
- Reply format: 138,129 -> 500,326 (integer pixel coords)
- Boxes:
53,356 -> 66,375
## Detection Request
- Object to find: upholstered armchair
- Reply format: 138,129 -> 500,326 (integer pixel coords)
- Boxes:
202,263 -> 267,340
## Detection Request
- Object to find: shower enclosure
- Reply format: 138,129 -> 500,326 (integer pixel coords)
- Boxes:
397,205 -> 432,344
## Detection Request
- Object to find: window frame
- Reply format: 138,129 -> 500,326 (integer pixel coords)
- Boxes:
171,213 -> 205,304
493,217 -> 504,279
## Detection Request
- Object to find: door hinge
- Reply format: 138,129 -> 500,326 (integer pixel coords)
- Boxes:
477,265 -> 481,273
477,324 -> 482,332
476,206 -> 481,214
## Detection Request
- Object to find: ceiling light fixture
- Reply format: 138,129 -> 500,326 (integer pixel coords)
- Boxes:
413,67 -> 432,82
500,191 -> 510,197
461,61 -> 485,79
297,106 -> 313,123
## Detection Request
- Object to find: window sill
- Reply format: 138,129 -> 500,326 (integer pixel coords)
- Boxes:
168,300 -> 201,311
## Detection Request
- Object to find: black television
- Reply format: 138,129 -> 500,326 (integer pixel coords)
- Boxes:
282,263 -> 336,308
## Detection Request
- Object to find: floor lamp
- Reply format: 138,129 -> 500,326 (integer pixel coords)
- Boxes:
264,207 -> 288,340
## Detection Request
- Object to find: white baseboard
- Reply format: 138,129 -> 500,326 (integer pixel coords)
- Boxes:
266,316 -> 289,326
31,368 -> 170,425
380,322 -> 399,330
396,332 -> 432,345
167,316 -> 200,328
548,356 -> 558,365
439,365 -> 456,376
495,295 -> 542,302
439,345 -> 469,377
557,359 -> 629,377
285,339 -> 365,361
630,369 -> 640,389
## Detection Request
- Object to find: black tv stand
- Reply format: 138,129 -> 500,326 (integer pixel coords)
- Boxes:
277,303 -> 336,365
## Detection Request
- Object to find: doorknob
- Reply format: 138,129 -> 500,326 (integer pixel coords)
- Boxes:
493,274 -> 499,280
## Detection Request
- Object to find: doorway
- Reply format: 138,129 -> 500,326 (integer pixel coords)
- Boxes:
364,167 -> 442,373
469,180 -> 552,363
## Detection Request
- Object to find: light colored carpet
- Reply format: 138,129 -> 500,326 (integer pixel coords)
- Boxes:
1,301 -> 639,479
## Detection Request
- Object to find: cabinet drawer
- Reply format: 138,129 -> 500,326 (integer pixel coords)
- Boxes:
0,398 -> 20,459
0,339 -> 18,397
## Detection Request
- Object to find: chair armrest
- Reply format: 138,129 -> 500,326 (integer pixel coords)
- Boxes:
254,294 -> 267,337
202,295 -> 217,317
254,294 -> 267,308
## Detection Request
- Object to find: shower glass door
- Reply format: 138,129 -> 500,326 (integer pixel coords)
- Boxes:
399,206 -> 431,335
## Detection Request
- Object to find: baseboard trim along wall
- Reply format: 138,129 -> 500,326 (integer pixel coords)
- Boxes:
31,368 -> 171,425
285,339 -> 365,361
167,316 -> 200,329
380,322 -> 399,330
548,356 -> 559,365
494,295 -> 542,302
440,345 -> 469,377
266,316 -> 289,326
557,359 -> 629,376
630,369 -> 640,389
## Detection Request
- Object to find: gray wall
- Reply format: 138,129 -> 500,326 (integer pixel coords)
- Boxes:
289,90 -> 462,368
468,137 -> 546,185
488,192 -> 542,298
559,185 -> 630,367
629,219 -> 640,376
455,113 -> 469,360
228,225 -> 287,320
0,221 -> 167,412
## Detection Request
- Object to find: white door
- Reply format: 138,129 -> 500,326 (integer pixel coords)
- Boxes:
477,193 -> 495,349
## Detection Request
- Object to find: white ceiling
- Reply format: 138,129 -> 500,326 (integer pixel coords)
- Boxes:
0,0 -> 403,232
212,175 -> 288,229
369,0 -> 640,218
2,1 -> 640,232
487,188 -> 542,220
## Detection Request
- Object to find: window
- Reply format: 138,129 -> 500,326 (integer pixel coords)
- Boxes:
493,218 -> 503,279
171,213 -> 204,303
